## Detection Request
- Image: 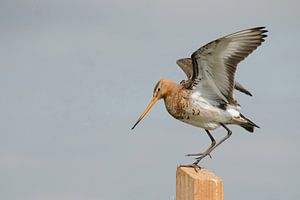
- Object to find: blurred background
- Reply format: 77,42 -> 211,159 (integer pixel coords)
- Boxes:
0,0 -> 299,199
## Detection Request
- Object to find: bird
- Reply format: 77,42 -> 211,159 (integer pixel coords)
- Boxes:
131,27 -> 267,170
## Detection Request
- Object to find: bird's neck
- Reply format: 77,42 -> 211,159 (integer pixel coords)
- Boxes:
162,80 -> 180,99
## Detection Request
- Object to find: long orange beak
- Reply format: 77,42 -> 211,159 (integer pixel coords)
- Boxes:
131,97 -> 158,130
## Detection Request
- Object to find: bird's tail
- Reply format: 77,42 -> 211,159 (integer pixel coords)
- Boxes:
235,114 -> 260,133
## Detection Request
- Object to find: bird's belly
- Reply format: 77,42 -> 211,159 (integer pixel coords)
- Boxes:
164,92 -> 232,130
167,104 -> 225,130
179,111 -> 221,130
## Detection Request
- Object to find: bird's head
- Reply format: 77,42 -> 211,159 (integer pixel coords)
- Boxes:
131,79 -> 175,130
152,79 -> 171,99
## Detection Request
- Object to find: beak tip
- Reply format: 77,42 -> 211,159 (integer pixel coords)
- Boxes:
131,123 -> 137,130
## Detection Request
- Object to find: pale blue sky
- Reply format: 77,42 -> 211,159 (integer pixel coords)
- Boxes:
0,0 -> 299,199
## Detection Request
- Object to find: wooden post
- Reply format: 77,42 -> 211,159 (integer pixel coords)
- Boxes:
176,167 -> 224,200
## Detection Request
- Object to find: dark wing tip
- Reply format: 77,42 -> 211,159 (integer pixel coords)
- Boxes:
252,26 -> 268,38
234,82 -> 253,96
251,26 -> 267,31
244,90 -> 253,96
243,26 -> 268,36
253,26 -> 266,30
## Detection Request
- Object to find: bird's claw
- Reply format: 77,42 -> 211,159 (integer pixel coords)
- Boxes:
179,163 -> 201,172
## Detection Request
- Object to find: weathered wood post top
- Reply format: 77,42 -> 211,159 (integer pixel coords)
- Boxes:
176,167 -> 224,200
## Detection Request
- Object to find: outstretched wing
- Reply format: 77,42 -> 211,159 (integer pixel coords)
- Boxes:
176,58 -> 253,96
189,27 -> 267,106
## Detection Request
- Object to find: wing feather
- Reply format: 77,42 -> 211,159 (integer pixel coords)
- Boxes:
190,27 -> 267,106
176,58 -> 254,96
176,58 -> 193,79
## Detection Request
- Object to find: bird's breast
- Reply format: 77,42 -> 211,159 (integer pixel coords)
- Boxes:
163,90 -> 206,121
163,89 -> 191,120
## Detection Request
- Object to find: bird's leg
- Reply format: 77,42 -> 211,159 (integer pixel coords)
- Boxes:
181,125 -> 232,172
194,123 -> 232,162
180,130 -> 216,172
186,129 -> 216,158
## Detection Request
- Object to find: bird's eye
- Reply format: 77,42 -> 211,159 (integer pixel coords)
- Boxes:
157,88 -> 160,91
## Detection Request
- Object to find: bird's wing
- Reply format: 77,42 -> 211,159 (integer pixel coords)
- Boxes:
234,81 -> 252,96
176,58 -> 193,79
190,27 -> 267,106
176,58 -> 253,96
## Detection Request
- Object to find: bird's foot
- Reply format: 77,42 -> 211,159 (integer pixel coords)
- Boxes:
179,162 -> 202,172
186,152 -> 212,159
